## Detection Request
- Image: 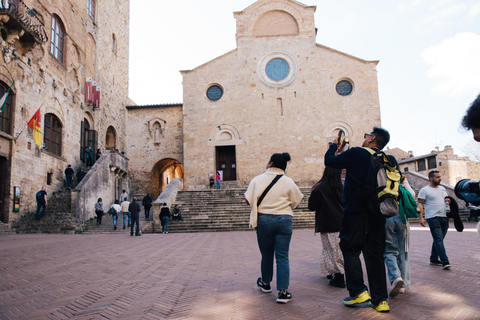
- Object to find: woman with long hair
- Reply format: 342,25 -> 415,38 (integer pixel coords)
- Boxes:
245,153 -> 303,304
308,167 -> 345,287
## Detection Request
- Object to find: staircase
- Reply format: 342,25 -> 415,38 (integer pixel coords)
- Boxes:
13,189 -> 85,234
81,211 -> 152,234
165,186 -> 315,233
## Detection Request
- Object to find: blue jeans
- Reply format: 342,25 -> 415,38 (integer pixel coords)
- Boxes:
66,174 -> 73,188
256,214 -> 293,291
384,215 -> 410,286
427,217 -> 449,264
161,216 -> 169,232
36,202 -> 46,219
113,213 -> 119,226
123,212 -> 131,227
216,180 -> 220,189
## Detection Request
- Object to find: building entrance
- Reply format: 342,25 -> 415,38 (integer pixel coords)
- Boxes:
0,157 -> 5,222
216,146 -> 236,181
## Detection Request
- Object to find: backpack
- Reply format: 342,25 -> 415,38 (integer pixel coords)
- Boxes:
36,191 -> 43,201
108,207 -> 116,215
362,148 -> 402,217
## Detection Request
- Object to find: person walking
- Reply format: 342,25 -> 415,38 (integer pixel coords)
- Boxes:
94,198 -> 103,227
76,168 -> 86,184
418,170 -> 451,269
159,203 -> 171,233
119,190 -> 128,203
110,200 -> 121,230
245,153 -> 303,304
324,127 -> 392,312
216,171 -> 221,189
384,174 -> 417,297
96,148 -> 102,161
129,197 -> 141,236
308,167 -> 345,288
64,165 -> 74,189
35,186 -> 47,220
120,197 -> 131,230
142,193 -> 153,220
85,147 -> 94,167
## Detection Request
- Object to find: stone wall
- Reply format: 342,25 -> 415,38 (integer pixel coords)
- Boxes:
126,105 -> 184,198
0,0 -> 130,223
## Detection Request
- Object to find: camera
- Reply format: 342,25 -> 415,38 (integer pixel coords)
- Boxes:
455,179 -> 480,206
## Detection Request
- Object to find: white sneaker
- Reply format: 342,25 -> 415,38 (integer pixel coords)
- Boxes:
389,278 -> 404,298
399,287 -> 406,294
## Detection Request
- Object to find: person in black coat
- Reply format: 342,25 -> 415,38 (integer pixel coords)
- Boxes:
309,167 -> 345,288
142,193 -> 153,220
159,203 -> 171,234
128,197 -> 142,236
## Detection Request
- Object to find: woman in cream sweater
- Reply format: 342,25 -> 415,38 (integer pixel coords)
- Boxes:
245,153 -> 303,304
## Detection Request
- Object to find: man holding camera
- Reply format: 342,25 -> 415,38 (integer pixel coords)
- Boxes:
418,170 -> 451,270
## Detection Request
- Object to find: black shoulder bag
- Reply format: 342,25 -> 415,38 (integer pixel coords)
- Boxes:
257,175 -> 283,207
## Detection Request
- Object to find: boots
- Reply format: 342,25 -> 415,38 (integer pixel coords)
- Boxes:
329,273 -> 345,288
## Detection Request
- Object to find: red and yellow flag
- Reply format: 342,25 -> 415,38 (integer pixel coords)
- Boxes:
27,105 -> 42,148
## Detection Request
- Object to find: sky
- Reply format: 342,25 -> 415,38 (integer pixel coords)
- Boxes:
129,0 -> 480,158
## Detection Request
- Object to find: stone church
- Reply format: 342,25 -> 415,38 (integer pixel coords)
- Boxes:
127,0 -> 381,196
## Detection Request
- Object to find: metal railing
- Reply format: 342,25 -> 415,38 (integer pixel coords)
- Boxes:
0,0 -> 48,43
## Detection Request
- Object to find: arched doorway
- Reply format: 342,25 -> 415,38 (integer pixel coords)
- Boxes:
80,118 -> 97,163
152,158 -> 184,198
105,126 -> 116,150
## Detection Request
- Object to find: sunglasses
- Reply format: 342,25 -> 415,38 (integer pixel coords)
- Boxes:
364,133 -> 374,139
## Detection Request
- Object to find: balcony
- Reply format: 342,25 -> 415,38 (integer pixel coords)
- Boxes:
0,0 -> 48,45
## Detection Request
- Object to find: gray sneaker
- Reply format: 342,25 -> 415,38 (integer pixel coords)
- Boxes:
389,278 -> 404,298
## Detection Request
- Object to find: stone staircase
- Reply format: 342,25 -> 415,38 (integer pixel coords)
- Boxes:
0,222 -> 16,234
165,186 -> 315,233
13,189 -> 85,234
81,210 -> 152,234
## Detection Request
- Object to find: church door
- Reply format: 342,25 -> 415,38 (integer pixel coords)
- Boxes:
216,146 -> 236,181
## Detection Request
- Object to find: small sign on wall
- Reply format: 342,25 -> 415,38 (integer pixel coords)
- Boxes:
13,186 -> 20,212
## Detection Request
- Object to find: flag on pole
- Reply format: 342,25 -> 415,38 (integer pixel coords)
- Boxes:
85,77 -> 92,102
0,81 -> 14,112
27,105 -> 43,148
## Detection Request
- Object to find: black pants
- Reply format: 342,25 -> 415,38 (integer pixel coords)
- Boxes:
144,206 -> 151,219
131,213 -> 140,235
96,210 -> 103,226
339,211 -> 387,305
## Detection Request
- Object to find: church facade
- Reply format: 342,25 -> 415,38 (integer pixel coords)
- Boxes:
128,0 -> 382,194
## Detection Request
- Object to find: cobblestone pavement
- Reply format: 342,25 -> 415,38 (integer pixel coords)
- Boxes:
0,222 -> 479,320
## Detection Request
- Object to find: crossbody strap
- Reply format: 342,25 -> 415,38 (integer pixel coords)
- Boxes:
257,175 -> 283,207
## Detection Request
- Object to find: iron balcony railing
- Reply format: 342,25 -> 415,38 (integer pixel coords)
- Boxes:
0,0 -> 48,43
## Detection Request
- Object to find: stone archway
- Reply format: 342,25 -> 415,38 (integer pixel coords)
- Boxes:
105,126 -> 116,150
152,158 -> 184,198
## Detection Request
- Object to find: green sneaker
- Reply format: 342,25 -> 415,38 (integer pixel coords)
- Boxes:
343,289 -> 371,306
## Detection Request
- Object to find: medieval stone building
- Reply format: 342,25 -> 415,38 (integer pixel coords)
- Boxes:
127,0 -> 381,195
0,0 -> 130,223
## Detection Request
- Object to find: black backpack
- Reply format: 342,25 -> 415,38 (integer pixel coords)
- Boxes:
36,191 -> 43,201
362,148 -> 402,217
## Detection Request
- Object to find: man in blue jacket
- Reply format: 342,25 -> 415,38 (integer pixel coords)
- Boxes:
324,127 -> 391,313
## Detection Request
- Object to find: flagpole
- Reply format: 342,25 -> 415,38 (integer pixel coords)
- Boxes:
15,103 -> 44,142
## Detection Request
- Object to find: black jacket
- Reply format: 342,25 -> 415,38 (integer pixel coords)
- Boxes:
128,201 -> 141,215
309,182 -> 343,233
160,207 -> 171,218
142,195 -> 153,207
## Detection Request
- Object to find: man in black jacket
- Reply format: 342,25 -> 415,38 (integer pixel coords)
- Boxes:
129,197 -> 141,236
324,127 -> 391,313
142,193 -> 153,220
65,165 -> 74,189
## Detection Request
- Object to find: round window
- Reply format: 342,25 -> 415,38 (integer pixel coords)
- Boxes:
336,80 -> 353,96
265,58 -> 290,81
206,85 -> 223,101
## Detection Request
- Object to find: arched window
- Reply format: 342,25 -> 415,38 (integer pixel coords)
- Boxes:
50,15 -> 65,63
0,81 -> 14,135
105,126 -> 116,150
87,0 -> 95,20
44,114 -> 62,156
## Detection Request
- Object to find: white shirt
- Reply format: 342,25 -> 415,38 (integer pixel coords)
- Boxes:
418,185 -> 448,219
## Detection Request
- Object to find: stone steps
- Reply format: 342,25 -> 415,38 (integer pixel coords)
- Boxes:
163,185 -> 315,233
82,212 -> 152,234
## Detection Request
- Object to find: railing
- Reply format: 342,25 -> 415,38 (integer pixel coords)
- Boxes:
0,0 -> 48,43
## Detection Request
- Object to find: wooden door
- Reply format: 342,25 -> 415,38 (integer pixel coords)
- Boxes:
216,146 -> 236,181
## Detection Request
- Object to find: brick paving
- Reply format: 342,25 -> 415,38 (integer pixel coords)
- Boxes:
0,222 -> 479,320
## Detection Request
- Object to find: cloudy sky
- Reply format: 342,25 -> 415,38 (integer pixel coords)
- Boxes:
129,0 -> 480,157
